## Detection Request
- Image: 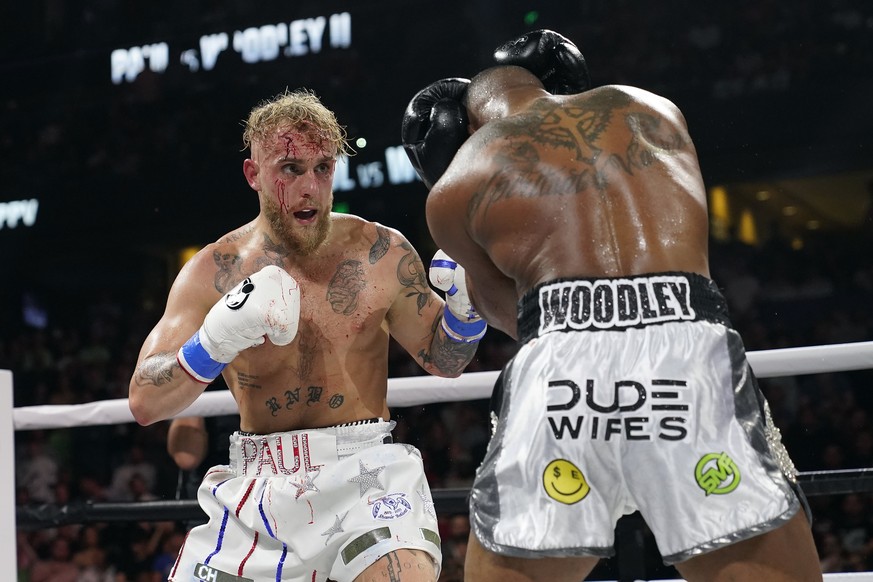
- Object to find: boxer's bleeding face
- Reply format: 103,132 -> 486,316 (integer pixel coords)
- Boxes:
253,122 -> 336,255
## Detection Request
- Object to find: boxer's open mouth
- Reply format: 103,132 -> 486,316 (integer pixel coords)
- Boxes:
294,209 -> 317,220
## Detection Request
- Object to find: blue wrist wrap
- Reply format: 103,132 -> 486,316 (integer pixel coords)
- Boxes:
441,307 -> 487,343
177,330 -> 226,384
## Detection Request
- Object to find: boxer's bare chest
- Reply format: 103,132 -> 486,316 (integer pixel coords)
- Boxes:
216,246 -> 397,430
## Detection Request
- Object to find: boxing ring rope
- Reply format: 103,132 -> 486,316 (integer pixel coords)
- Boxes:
12,340 -> 873,429
6,340 -> 873,581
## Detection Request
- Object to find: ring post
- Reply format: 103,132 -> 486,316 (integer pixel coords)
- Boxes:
1,370 -> 17,580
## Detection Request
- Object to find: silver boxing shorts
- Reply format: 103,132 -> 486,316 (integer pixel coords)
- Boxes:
170,420 -> 441,582
469,272 -> 805,564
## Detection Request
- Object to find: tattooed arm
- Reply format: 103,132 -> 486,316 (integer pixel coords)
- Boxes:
129,245 -> 230,425
379,226 -> 479,378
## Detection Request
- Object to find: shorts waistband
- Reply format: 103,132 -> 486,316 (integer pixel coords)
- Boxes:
229,419 -> 395,476
518,272 -> 730,343
237,417 -> 384,437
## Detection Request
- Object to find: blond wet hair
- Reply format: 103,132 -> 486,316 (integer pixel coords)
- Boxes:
242,88 -> 352,156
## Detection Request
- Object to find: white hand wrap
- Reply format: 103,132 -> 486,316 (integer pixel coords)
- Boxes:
178,265 -> 301,383
429,250 -> 487,343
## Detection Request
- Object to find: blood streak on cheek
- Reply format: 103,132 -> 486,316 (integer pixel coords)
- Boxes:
276,179 -> 290,214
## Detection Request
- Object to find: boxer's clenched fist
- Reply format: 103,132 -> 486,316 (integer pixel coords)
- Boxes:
178,265 -> 300,383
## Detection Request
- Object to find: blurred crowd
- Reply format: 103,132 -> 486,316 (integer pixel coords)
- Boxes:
5,0 -> 873,580
8,228 -> 873,581
3,0 -> 871,239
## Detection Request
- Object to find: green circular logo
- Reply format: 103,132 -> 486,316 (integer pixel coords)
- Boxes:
695,452 -> 741,495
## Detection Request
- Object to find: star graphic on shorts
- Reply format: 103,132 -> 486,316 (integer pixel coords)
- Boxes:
418,485 -> 436,519
321,511 -> 349,545
399,443 -> 419,457
290,470 -> 320,499
348,460 -> 385,496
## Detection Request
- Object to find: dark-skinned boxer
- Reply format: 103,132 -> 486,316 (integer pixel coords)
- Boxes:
402,30 -> 822,582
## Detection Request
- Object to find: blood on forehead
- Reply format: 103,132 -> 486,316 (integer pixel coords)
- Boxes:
265,122 -> 335,159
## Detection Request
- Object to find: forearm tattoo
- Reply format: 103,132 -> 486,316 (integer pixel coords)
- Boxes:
420,315 -> 477,375
397,241 -> 432,315
134,352 -> 179,386
421,333 -> 479,376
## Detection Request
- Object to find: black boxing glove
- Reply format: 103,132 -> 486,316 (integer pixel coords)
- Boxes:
493,29 -> 591,95
401,78 -> 471,190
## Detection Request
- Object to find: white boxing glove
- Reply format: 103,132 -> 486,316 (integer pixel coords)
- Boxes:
429,250 -> 487,343
178,265 -> 300,383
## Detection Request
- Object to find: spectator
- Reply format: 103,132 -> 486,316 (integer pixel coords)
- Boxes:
16,432 -> 59,504
106,445 -> 157,502
29,536 -> 79,582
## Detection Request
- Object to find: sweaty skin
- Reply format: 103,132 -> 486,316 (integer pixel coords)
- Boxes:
426,83 -> 710,340
427,68 -> 822,582
130,125 -> 476,434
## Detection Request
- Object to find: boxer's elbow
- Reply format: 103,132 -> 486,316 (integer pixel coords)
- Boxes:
421,359 -> 469,379
437,366 -> 465,379
128,383 -> 172,426
128,390 -> 158,426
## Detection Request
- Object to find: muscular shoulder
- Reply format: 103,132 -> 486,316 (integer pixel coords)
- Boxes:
581,85 -> 687,127
327,214 -> 428,309
176,241 -> 245,299
180,222 -> 280,296
330,213 -> 415,265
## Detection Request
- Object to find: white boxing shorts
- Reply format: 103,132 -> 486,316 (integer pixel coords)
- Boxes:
169,419 -> 441,582
469,272 -> 807,564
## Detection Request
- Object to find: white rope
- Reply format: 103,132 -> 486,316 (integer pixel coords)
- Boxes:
10,340 -> 873,431
6,343 -> 873,582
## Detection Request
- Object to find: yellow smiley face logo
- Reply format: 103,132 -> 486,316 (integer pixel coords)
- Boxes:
542,459 -> 590,504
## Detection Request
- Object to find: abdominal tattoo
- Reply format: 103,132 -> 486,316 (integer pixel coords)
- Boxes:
265,385 -> 345,416
289,320 -> 319,379
134,352 -> 179,386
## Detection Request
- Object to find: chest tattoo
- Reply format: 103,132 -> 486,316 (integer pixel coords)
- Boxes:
327,259 -> 366,315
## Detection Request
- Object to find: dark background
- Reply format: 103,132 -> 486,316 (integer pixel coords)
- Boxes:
5,2 -> 873,579
1,0 -> 871,334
